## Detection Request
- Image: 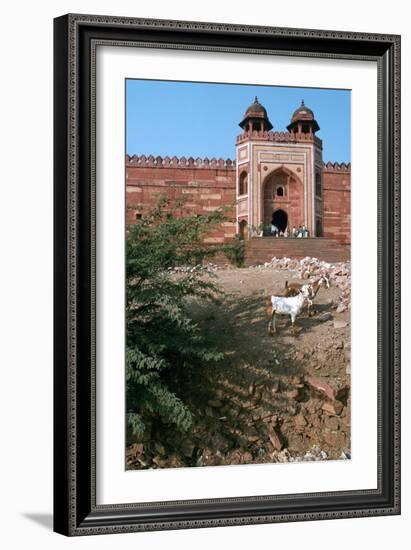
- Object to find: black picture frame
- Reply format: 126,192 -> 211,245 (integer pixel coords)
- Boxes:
53,13 -> 401,536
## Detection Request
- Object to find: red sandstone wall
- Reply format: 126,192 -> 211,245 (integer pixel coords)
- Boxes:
126,155 -> 236,244
322,162 -> 351,245
125,156 -> 351,247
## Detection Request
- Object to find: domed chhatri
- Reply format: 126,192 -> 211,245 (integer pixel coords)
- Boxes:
287,99 -> 320,134
245,96 -> 268,117
291,99 -> 314,121
239,96 -> 273,132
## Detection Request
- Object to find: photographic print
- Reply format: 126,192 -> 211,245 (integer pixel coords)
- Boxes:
125,80 -> 351,471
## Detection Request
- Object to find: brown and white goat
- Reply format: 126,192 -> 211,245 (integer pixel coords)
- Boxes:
283,275 -> 330,315
266,285 -> 311,335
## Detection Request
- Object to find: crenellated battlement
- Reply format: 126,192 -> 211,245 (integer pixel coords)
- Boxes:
125,154 -> 349,173
322,161 -> 351,173
236,130 -> 322,148
126,154 -> 236,170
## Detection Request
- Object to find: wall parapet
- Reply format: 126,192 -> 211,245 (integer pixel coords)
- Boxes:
322,161 -> 351,173
236,130 -> 322,148
126,154 -> 236,169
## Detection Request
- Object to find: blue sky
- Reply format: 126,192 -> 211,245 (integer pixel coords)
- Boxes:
126,80 -> 350,163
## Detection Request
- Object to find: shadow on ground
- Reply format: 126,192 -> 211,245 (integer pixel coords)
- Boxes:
127,273 -> 350,469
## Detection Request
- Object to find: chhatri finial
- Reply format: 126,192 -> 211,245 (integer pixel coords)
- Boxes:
254,96 -> 259,103
301,99 -> 305,106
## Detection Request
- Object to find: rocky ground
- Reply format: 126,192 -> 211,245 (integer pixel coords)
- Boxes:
126,257 -> 351,470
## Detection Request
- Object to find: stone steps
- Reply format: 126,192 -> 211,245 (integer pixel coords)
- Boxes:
244,237 -> 350,266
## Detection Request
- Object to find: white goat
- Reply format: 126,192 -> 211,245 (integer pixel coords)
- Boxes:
266,285 -> 311,335
283,274 -> 330,316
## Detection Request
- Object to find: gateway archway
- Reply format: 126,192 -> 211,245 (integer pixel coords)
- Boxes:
262,168 -> 303,232
271,209 -> 288,232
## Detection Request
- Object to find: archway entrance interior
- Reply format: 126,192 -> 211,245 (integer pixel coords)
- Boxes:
271,209 -> 288,232
263,169 -> 297,231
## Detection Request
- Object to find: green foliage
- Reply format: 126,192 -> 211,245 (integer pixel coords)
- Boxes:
126,196 -> 230,438
223,234 -> 245,267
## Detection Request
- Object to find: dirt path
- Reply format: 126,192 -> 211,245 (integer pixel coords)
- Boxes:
127,266 -> 351,469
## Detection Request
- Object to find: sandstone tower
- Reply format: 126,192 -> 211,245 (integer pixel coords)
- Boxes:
236,98 -> 324,239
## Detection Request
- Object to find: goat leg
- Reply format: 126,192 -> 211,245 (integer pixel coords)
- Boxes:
268,312 -> 277,335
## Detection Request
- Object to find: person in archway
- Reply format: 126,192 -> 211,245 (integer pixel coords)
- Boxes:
271,222 -> 278,236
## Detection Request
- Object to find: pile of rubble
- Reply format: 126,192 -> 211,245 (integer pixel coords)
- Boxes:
127,366 -> 351,470
172,256 -> 351,310
255,256 -> 351,312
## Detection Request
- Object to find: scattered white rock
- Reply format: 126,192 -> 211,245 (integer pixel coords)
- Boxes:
334,320 -> 348,329
252,256 -> 351,310
336,303 -> 347,313
294,445 -> 329,462
169,256 -> 351,310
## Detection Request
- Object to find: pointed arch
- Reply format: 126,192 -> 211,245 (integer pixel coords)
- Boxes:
238,171 -> 248,196
261,166 -> 303,229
